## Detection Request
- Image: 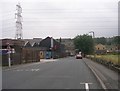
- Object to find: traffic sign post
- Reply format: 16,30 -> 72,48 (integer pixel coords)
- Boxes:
8,51 -> 11,67
7,43 -> 11,67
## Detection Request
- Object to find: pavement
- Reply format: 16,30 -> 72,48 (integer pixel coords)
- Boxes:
84,58 -> 119,89
2,57 -> 119,90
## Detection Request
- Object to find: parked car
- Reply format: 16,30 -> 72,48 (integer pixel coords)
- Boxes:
75,54 -> 82,59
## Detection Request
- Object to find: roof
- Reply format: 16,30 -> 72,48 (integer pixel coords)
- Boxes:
23,38 -> 42,46
95,44 -> 106,48
1,39 -> 25,46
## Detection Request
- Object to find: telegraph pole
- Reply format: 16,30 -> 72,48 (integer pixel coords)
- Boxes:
15,3 -> 23,39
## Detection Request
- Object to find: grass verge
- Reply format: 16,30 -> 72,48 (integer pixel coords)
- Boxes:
88,54 -> 119,65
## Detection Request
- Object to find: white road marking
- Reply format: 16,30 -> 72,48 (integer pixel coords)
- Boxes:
80,83 -> 92,91
83,59 -> 107,90
3,59 -> 55,71
16,69 -> 23,71
15,69 -> 40,72
85,83 -> 89,91
31,69 -> 40,71
87,64 -> 107,90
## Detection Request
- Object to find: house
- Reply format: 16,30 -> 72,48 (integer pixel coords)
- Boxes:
95,44 -> 107,54
106,45 -> 119,53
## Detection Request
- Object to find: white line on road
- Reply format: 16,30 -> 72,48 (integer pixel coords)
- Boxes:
80,83 -> 92,91
16,69 -> 23,71
87,65 -> 107,90
3,59 -> 57,71
85,83 -> 89,91
15,69 -> 40,72
83,59 -> 107,90
3,63 -> 41,71
31,69 -> 40,71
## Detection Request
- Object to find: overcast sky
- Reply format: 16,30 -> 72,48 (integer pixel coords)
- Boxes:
1,0 -> 119,39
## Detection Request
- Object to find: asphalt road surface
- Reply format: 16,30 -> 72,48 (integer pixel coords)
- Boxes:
2,57 -> 119,90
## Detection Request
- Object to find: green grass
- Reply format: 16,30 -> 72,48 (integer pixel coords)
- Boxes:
95,54 -> 119,65
87,54 -> 119,65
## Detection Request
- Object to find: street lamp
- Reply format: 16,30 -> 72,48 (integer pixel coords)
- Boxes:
89,31 -> 95,38
88,31 -> 95,58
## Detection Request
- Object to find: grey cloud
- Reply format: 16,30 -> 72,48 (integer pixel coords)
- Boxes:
1,0 -> 119,39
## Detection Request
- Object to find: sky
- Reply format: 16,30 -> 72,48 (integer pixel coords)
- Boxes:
1,0 -> 119,39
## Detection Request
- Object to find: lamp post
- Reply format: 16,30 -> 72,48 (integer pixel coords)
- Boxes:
89,31 -> 95,38
88,31 -> 95,58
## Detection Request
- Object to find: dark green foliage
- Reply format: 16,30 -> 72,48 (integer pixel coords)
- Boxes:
106,38 -> 113,45
94,36 -> 120,45
74,34 -> 94,55
94,37 -> 107,45
113,36 -> 120,45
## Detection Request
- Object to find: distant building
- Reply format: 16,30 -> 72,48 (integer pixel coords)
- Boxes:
95,44 -> 107,54
57,38 -> 75,56
39,37 -> 66,58
23,38 -> 42,46
106,45 -> 118,53
1,37 -> 66,66
1,39 -> 24,48
22,41 -> 46,62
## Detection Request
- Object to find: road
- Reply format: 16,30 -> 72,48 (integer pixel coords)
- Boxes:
2,57 -> 119,90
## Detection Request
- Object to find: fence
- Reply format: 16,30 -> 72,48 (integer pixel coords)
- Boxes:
2,47 -> 41,66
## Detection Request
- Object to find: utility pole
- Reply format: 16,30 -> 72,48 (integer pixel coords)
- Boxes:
15,3 -> 23,39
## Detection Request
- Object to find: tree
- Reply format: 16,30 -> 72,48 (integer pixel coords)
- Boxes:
113,36 -> 120,45
94,37 -> 107,45
106,37 -> 113,45
74,34 -> 94,55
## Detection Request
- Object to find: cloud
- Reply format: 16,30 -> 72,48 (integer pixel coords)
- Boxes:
1,0 -> 119,39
